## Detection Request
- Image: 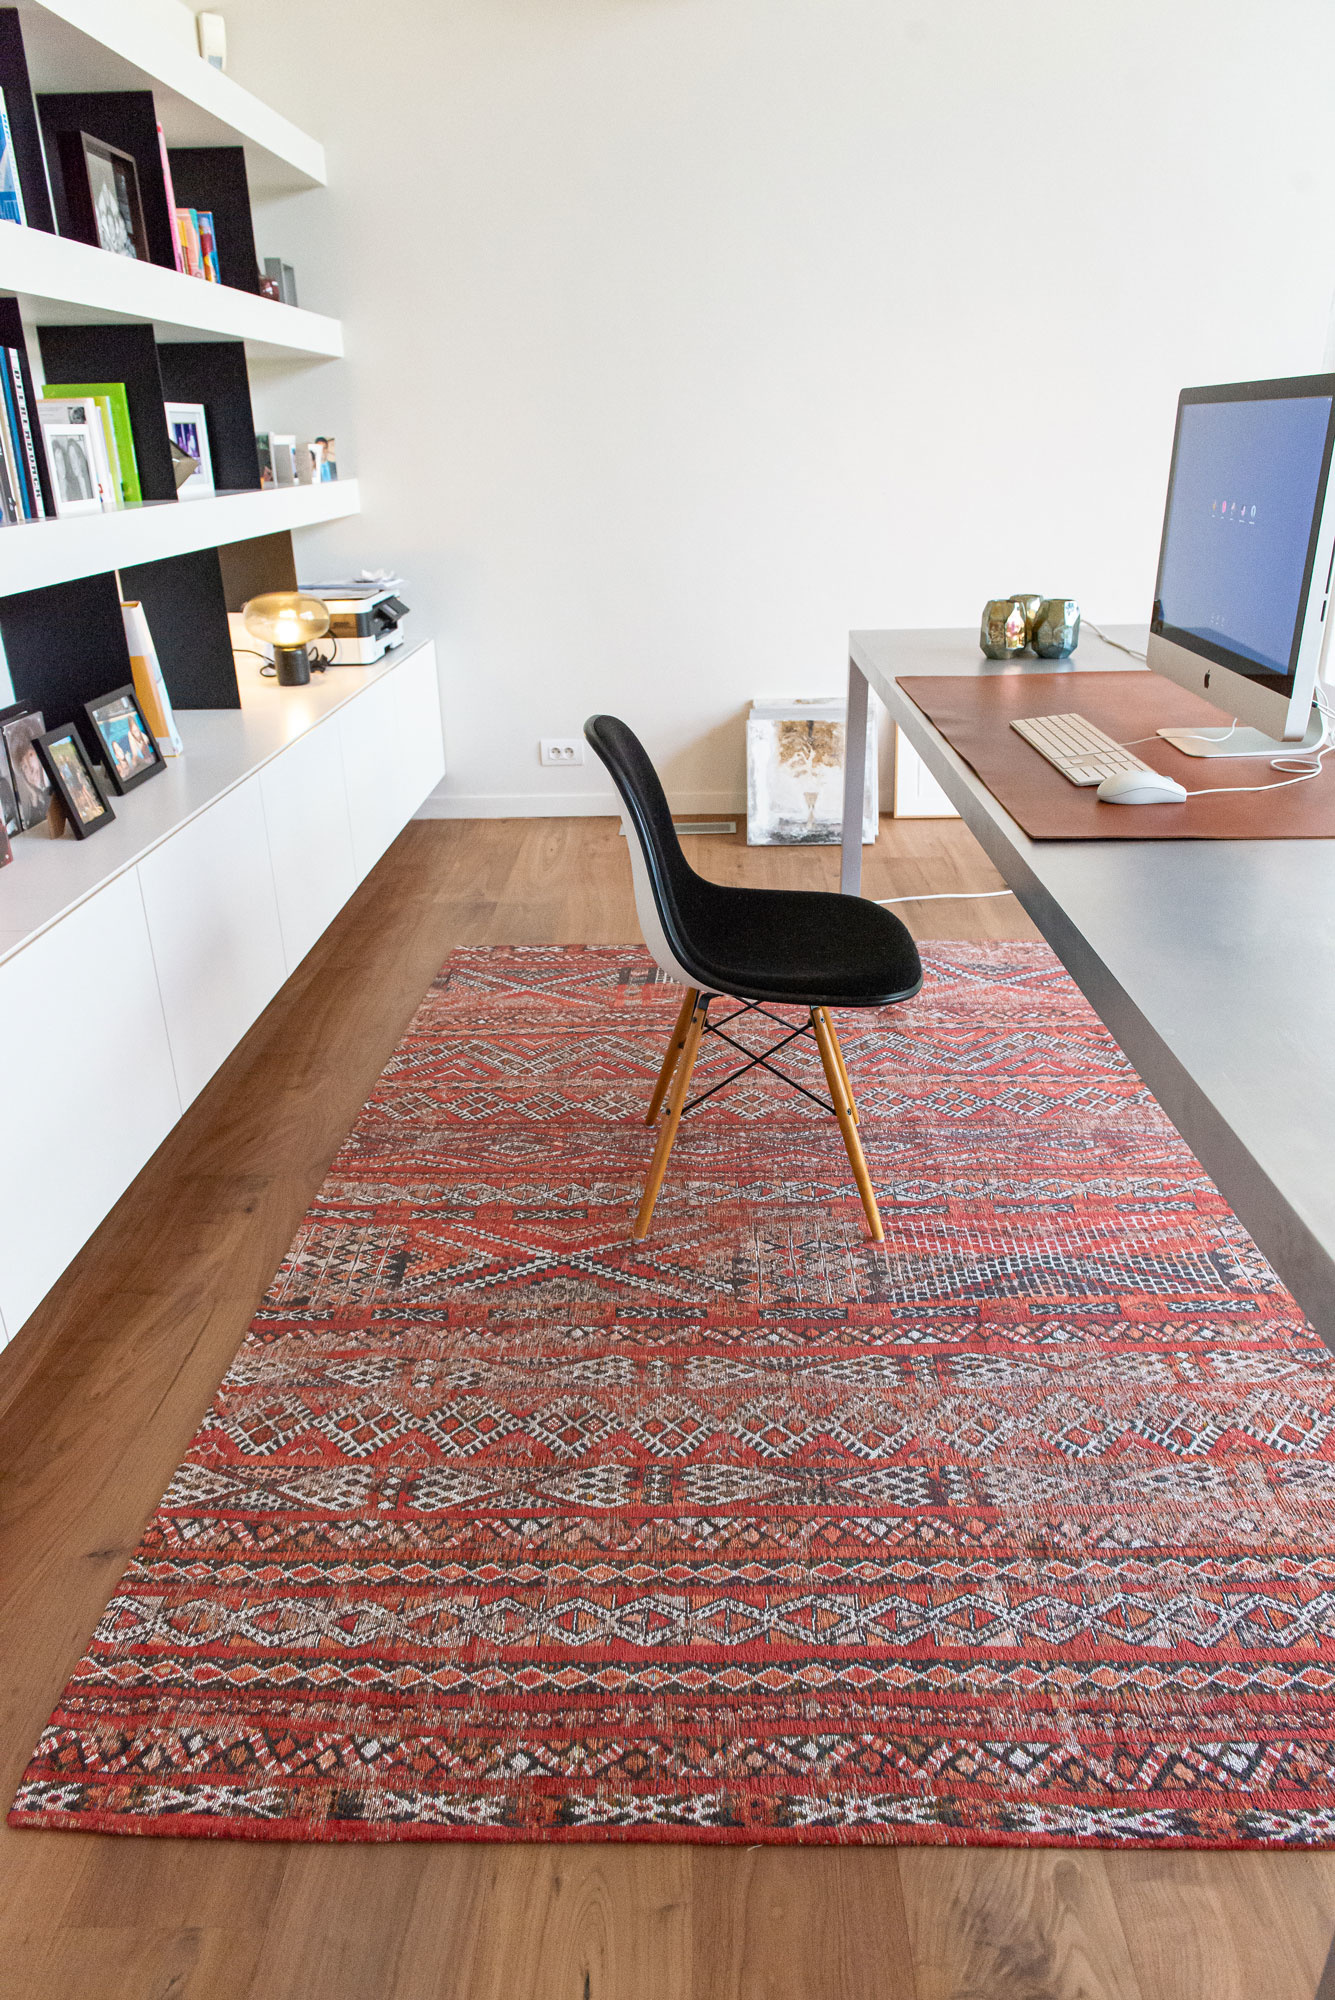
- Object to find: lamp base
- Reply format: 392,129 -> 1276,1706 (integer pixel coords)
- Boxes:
273,644 -> 312,687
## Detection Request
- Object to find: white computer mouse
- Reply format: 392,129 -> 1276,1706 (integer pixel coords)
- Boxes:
1095,768 -> 1189,806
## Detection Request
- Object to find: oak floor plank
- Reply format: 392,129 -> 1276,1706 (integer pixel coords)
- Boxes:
1105,1851 -> 1335,2000
899,1848 -> 1142,2000
0,814 -> 1329,2000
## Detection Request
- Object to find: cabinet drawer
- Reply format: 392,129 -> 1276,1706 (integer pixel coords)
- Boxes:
260,719 -> 357,973
137,775 -> 286,1108
0,870 -> 180,1334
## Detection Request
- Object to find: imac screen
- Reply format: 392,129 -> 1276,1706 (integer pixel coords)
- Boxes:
1156,392 -> 1333,679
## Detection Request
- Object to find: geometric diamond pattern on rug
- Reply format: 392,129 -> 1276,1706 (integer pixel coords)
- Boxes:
11,942 -> 1335,1849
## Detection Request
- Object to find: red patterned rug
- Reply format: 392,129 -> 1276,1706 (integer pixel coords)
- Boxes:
11,943 -> 1335,1847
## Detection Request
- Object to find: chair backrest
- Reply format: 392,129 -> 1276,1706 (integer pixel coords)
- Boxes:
583,714 -> 710,989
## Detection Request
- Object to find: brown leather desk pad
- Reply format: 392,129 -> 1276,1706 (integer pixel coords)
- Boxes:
896,670 -> 1335,840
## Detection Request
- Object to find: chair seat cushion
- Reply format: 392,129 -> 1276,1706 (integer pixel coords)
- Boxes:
681,881 -> 922,1006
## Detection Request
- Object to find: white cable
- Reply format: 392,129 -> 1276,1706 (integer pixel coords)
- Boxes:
1181,684 -> 1334,795
876,890 -> 1014,905
1085,619 -> 1147,663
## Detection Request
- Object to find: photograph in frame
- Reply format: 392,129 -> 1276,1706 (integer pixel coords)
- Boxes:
34,723 -> 115,839
164,401 -> 214,500
1,708 -> 52,830
84,684 -> 166,795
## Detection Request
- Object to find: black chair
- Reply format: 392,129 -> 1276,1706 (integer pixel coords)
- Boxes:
584,714 -> 923,1242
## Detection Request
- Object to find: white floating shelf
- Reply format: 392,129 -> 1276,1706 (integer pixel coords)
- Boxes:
0,478 -> 360,595
16,0 -> 326,193
0,226 -> 342,360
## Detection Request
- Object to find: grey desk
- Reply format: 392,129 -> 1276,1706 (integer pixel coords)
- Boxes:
841,627 -> 1335,1345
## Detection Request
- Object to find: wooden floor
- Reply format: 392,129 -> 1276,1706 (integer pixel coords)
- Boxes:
2,815 -> 1334,2000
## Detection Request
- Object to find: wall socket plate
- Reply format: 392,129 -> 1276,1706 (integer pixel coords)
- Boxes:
540,738 -> 584,766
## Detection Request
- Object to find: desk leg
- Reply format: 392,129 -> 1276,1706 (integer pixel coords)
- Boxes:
840,656 -> 869,897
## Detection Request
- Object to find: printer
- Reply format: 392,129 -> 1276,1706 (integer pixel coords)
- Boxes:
299,578 -> 410,664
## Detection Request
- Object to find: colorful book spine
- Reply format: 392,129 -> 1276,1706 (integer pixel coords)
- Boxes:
0,89 -> 25,227
176,207 -> 203,279
6,350 -> 47,517
0,357 -> 33,518
157,124 -> 183,273
122,601 -> 183,757
197,210 -> 220,283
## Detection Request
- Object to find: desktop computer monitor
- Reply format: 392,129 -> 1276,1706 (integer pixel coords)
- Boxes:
1148,372 -> 1335,753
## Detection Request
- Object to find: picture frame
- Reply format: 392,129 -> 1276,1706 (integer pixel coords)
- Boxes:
38,417 -> 104,518
163,401 -> 214,500
57,130 -> 149,262
0,705 -> 52,831
83,684 -> 167,795
34,722 -> 115,839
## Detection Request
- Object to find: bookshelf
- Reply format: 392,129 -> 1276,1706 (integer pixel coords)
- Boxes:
0,4 -> 443,1346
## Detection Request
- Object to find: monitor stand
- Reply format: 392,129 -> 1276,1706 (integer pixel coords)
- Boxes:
1158,708 -> 1328,758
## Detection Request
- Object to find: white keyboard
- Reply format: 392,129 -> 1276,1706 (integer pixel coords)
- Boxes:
1010,712 -> 1156,787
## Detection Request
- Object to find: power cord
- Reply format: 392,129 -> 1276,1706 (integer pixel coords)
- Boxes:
876,889 -> 1014,905
1085,619 -> 1147,662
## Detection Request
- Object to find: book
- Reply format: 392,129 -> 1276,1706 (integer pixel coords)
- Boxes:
122,601 -> 183,757
157,124 -> 183,272
0,362 -> 33,518
197,210 -> 220,283
42,383 -> 140,505
0,421 -> 18,524
176,206 -> 203,279
6,350 -> 48,517
0,88 -> 25,226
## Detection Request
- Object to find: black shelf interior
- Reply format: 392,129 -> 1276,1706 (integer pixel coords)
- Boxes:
38,321 -> 177,502
167,147 -> 262,295
158,342 -> 262,492
36,88 -> 177,272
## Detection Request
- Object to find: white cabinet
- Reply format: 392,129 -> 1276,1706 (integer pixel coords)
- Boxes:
0,643 -> 444,1341
0,870 -> 180,1333
339,669 -> 407,880
138,776 -> 287,1108
395,642 -> 445,814
260,720 -> 357,973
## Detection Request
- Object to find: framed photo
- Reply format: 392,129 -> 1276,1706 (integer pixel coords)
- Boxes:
0,706 -> 52,831
164,401 -> 214,500
58,130 -> 148,262
39,419 -> 103,517
34,723 -> 115,839
84,684 -> 166,795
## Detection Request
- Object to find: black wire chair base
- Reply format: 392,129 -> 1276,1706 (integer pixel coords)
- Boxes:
680,997 -> 836,1117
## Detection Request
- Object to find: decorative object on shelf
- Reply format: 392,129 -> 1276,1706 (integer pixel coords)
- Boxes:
1032,598 -> 1082,659
122,601 -> 183,756
746,696 -> 877,846
39,397 -> 117,510
34,722 -> 115,838
979,597 -> 1029,658
163,401 -> 214,500
270,433 -> 296,487
83,684 -> 167,795
197,11 -> 227,71
0,89 -> 26,225
259,274 -> 281,302
43,383 -> 140,505
263,256 -> 298,306
0,705 -> 52,829
242,591 -> 332,687
58,130 -> 149,261
168,440 -> 197,492
37,412 -> 102,518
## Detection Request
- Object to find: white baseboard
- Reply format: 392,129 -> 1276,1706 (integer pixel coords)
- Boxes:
415,788 -> 747,820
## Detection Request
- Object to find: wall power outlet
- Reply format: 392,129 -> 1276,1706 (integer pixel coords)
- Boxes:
540,738 -> 584,766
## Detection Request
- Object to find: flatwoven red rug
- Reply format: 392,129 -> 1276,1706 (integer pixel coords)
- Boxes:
11,942 -> 1335,1847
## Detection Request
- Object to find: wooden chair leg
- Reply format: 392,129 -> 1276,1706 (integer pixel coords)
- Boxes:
811,1006 -> 884,1243
826,1008 -> 859,1125
645,987 -> 699,1126
634,995 -> 708,1240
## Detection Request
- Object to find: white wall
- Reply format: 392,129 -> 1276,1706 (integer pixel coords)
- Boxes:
226,0 -> 1335,815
